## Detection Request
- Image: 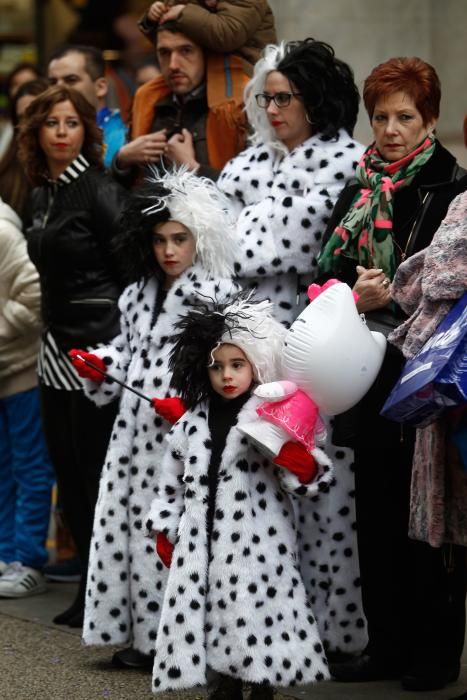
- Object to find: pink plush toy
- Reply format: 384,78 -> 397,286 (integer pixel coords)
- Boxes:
257,383 -> 325,452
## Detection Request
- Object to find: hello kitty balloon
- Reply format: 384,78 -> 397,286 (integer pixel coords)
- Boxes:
239,280 -> 387,461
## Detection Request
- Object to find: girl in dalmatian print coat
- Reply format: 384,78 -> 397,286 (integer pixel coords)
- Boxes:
218,39 -> 365,329
146,294 -> 334,697
219,40 -> 368,657
70,169 -> 239,669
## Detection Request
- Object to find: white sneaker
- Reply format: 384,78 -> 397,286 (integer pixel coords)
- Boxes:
0,560 -> 8,575
0,562 -> 47,598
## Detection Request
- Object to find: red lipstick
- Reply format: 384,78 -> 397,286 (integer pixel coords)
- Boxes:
223,386 -> 236,394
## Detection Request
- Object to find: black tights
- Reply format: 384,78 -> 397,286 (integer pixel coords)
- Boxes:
39,384 -> 117,617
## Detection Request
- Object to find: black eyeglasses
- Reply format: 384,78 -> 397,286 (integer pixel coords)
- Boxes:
255,92 -> 302,109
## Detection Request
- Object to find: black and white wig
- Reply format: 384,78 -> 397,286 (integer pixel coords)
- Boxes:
169,292 -> 286,410
115,188 -> 169,284
143,166 -> 238,279
115,166 -> 238,283
244,38 -> 360,153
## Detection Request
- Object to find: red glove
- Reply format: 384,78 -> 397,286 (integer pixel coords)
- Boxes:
274,441 -> 318,484
151,397 -> 186,424
69,349 -> 106,384
156,532 -> 174,568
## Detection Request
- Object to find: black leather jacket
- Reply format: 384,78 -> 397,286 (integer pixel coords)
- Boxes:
27,166 -> 129,350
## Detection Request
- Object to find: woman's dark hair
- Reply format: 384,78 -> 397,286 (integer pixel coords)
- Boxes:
5,62 -> 42,100
277,39 -> 360,138
114,185 -> 172,284
0,78 -> 48,215
17,85 -> 104,186
363,56 -> 441,125
12,78 -> 50,126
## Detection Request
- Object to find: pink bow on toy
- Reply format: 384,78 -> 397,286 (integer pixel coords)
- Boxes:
308,279 -> 359,304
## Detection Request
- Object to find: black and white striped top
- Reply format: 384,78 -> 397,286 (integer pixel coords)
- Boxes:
56,153 -> 90,184
38,331 -> 83,391
37,154 -> 93,392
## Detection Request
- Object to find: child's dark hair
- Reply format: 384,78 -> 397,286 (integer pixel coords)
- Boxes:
114,185 -> 172,284
169,293 -> 255,410
169,300 -> 228,409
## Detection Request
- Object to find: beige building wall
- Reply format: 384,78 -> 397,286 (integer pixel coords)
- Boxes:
268,0 -> 467,166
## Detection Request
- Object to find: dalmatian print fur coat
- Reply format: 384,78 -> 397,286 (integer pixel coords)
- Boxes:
146,395 -> 335,692
219,132 -> 368,655
297,440 -> 368,654
218,129 -> 364,327
80,265 -> 238,655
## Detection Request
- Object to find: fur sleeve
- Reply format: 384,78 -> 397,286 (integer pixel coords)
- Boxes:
81,283 -> 137,406
277,446 -> 335,499
146,423 -> 188,543
220,135 -> 363,278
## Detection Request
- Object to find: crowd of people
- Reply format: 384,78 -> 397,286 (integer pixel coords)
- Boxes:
0,2 -> 466,698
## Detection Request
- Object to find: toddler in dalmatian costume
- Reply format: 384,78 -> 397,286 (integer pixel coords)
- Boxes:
146,293 -> 333,696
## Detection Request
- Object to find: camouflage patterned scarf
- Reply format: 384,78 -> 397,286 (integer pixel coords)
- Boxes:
319,135 -> 436,280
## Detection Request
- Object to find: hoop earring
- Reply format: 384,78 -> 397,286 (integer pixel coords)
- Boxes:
305,113 -> 312,125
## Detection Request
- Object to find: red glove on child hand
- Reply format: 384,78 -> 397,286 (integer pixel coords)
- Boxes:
151,397 -> 186,424
69,349 -> 106,384
156,532 -> 174,568
274,441 -> 318,484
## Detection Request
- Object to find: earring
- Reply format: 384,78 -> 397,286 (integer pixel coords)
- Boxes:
305,113 -> 312,125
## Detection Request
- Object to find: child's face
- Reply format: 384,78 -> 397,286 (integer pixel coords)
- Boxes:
152,220 -> 196,284
208,343 -> 254,400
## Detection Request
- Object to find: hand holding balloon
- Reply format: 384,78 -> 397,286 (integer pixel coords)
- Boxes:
238,280 -> 387,476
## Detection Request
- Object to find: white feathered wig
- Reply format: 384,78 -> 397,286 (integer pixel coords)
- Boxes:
142,165 -> 238,279
169,292 -> 286,409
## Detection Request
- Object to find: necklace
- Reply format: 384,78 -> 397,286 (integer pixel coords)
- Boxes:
392,192 -> 430,263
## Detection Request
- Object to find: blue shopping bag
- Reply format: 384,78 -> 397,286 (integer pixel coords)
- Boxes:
381,292 -> 467,426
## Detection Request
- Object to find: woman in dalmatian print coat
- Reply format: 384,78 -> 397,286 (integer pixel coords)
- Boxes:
219,40 -> 368,658
70,169 -> 239,669
146,295 -> 334,696
218,38 -> 365,329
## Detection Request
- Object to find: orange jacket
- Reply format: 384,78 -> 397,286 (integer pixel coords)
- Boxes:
130,53 -> 248,171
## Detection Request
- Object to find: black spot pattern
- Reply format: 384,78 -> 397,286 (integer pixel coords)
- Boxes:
218,132 -> 364,328
82,269 -> 239,655
295,429 -> 368,654
218,135 -> 368,654
147,396 -> 330,691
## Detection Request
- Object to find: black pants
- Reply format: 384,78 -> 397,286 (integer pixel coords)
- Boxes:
39,384 -> 117,585
353,347 -> 466,671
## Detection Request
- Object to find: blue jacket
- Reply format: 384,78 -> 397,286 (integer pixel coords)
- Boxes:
97,107 -> 127,168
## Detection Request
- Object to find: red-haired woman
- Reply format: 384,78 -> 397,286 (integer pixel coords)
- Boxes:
319,57 -> 467,692
17,86 -> 129,627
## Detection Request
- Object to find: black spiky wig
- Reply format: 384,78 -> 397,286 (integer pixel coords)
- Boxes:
113,181 -> 172,285
169,291 -> 286,410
